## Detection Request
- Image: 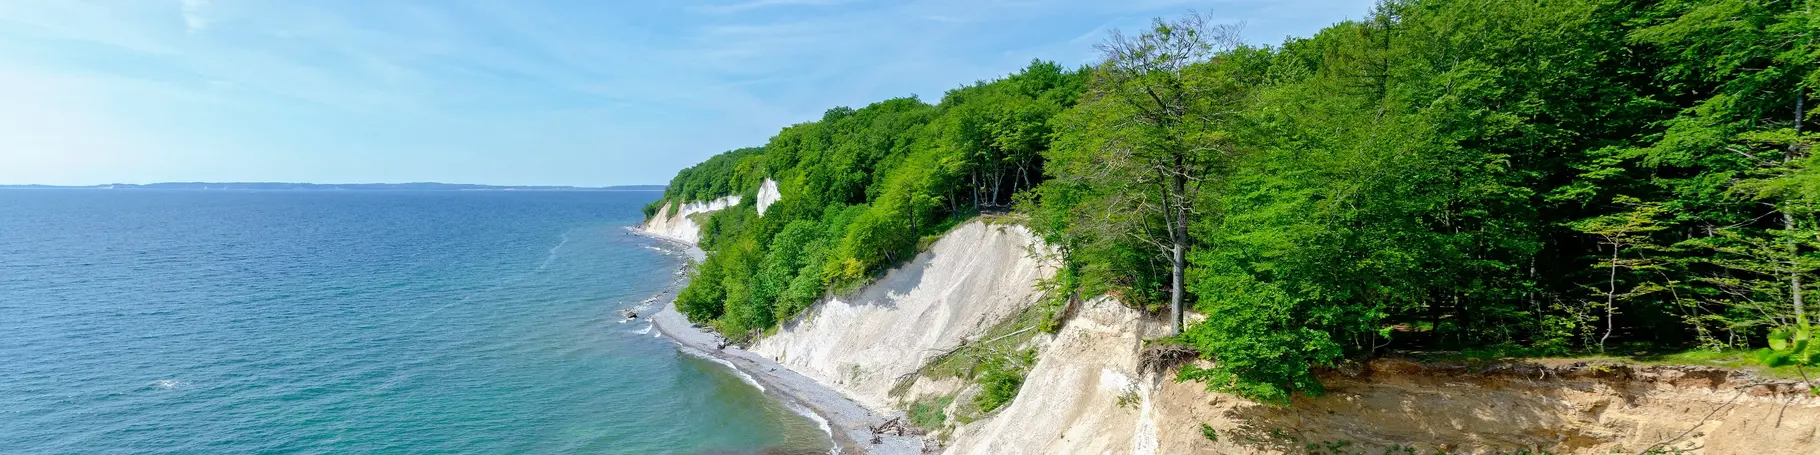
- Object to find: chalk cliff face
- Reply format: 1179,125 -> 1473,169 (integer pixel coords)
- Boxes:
942,296 -> 1168,455
756,179 -> 781,216
640,195 -> 739,245
748,221 -> 1056,411
643,179 -> 783,245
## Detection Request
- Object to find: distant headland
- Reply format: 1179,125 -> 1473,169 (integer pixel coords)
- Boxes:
0,182 -> 664,191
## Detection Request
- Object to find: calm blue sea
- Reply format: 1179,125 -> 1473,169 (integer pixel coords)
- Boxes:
0,190 -> 829,454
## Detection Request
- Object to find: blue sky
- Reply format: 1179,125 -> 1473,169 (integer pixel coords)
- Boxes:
0,0 -> 1374,186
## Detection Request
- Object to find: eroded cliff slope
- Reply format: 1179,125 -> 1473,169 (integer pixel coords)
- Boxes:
749,221 -> 1056,411
641,195 -> 739,245
946,297 -> 1820,455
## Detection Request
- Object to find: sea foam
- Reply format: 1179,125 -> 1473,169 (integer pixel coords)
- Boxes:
676,346 -> 765,392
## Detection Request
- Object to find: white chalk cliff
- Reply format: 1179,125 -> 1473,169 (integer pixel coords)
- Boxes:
749,221 -> 1056,411
640,195 -> 739,245
643,179 -> 784,246
756,179 -> 781,216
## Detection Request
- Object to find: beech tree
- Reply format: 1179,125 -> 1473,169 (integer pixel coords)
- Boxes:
1046,12 -> 1250,334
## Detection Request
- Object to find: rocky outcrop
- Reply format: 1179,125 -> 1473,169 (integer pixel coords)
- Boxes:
640,195 -> 739,245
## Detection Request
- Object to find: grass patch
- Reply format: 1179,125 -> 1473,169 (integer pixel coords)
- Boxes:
1116,386 -> 1142,409
1405,344 -> 1816,381
921,306 -> 1046,380
907,394 -> 955,429
974,348 -> 1036,413
887,306 -> 1046,419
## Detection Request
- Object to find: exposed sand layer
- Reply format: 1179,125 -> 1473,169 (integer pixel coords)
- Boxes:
757,179 -> 782,216
948,297 -> 1820,455
749,221 -> 1057,410
641,195 -> 740,245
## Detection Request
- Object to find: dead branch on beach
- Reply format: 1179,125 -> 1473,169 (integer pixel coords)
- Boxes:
870,416 -> 920,444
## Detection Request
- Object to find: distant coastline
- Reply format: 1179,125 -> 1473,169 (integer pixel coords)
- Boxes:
0,182 -> 664,191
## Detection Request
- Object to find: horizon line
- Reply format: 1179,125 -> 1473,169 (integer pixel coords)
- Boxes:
0,181 -> 665,188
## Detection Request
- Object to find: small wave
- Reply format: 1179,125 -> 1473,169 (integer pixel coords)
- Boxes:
152,379 -> 184,390
781,400 -> 837,452
677,347 -> 764,392
635,323 -> 653,335
537,231 -> 573,271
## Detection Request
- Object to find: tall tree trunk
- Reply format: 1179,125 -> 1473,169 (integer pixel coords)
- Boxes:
1793,87 -> 1807,327
1170,159 -> 1189,335
991,169 -> 1002,207
1601,241 -> 1619,353
1791,210 -> 1805,327
949,186 -> 958,219
1018,164 -> 1032,196
1172,239 -> 1185,334
1429,290 -> 1444,343
971,171 -> 980,211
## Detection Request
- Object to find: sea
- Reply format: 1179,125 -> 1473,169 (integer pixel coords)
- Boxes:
0,189 -> 831,454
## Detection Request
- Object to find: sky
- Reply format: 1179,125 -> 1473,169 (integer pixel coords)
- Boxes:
0,0 -> 1375,186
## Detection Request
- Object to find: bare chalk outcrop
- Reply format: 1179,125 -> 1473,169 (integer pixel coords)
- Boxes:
943,296 -> 1169,455
756,179 -> 782,216
640,195 -> 739,245
749,221 -> 1057,411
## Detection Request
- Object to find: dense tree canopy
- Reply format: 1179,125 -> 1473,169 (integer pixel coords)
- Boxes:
652,0 -> 1817,404
650,62 -> 1089,338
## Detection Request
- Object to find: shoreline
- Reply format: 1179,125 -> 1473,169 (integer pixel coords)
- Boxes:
630,227 -> 923,455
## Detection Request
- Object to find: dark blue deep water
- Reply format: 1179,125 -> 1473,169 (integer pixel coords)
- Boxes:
0,190 -> 829,454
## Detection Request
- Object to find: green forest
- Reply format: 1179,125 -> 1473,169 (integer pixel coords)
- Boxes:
647,0 -> 1818,403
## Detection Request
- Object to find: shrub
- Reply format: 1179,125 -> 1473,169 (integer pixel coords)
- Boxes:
907,395 -> 954,429
973,349 -> 1036,412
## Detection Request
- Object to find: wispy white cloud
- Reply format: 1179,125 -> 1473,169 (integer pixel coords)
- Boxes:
692,0 -> 853,15
0,0 -> 1374,185
180,0 -> 209,32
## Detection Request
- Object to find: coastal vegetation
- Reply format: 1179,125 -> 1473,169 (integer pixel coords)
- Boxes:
650,0 -> 1818,405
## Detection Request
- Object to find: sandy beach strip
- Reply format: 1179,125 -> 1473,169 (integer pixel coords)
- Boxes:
632,229 -> 922,454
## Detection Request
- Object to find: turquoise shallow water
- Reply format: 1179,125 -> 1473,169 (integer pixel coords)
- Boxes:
0,190 -> 830,454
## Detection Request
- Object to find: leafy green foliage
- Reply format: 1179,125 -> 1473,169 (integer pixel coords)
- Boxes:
663,63 -> 1089,341
973,349 -> 1036,413
907,394 -> 954,429
1047,0 -> 1816,404
657,0 -> 1819,406
645,147 -> 766,219
1757,326 -> 1820,376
